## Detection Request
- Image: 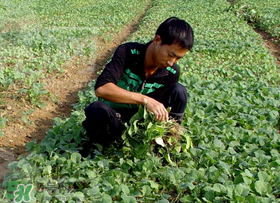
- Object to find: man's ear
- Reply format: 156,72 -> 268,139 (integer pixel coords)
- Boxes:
154,35 -> 162,45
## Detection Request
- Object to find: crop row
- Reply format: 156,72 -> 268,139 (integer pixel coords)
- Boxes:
0,0 -> 150,135
1,0 -> 280,202
131,0 -> 280,201
229,0 -> 280,38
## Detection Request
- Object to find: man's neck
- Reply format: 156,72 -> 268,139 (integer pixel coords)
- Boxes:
144,43 -> 158,79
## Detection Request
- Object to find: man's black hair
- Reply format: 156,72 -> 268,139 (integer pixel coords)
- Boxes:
156,17 -> 194,50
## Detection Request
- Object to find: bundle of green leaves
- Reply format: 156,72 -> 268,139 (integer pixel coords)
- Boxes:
121,106 -> 193,163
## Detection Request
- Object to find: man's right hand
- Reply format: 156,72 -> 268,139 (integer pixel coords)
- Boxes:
96,83 -> 168,122
144,97 -> 168,122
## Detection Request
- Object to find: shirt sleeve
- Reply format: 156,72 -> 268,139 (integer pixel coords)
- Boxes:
95,44 -> 128,90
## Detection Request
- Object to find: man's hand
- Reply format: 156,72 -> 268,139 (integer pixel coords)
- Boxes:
144,97 -> 168,122
96,83 -> 168,122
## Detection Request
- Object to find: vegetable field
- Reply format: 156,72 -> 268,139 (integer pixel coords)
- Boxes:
229,0 -> 280,38
1,0 -> 280,202
0,0 -> 149,136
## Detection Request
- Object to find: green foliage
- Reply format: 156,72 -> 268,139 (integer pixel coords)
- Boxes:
0,0 -> 150,132
122,106 -> 193,163
0,113 -> 7,136
1,0 -> 280,202
1,104 -> 194,202
229,0 -> 280,38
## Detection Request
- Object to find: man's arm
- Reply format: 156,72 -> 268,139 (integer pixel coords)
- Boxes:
95,83 -> 168,122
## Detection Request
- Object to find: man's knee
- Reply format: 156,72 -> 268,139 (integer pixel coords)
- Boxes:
83,101 -> 123,145
172,83 -> 188,103
84,101 -> 111,122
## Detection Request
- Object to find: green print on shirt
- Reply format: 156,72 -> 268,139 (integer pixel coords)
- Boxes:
117,69 -> 142,92
102,68 -> 165,109
140,82 -> 164,94
117,69 -> 164,94
166,67 -> 176,74
130,48 -> 140,55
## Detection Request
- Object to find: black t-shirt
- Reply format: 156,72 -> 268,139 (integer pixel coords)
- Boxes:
95,41 -> 180,110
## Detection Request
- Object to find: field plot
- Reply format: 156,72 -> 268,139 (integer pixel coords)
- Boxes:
229,0 -> 280,38
0,0 -> 149,136
1,0 -> 280,202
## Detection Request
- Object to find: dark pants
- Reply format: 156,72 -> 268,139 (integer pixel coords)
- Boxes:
82,83 -> 187,147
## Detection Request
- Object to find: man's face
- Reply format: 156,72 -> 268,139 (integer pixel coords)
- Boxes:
153,36 -> 188,68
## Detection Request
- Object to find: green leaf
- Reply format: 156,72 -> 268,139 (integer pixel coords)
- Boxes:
186,136 -> 192,150
120,194 -> 137,203
22,163 -> 32,175
25,140 -> 36,151
7,161 -> 18,171
111,185 -> 121,197
98,159 -> 109,168
86,170 -> 96,178
142,185 -> 151,196
120,184 -> 130,194
213,138 -> 225,149
195,110 -> 205,118
70,152 -> 81,163
148,180 -> 159,191
71,192 -> 85,201
254,180 -> 271,196
164,153 -> 174,165
226,185 -> 235,199
43,165 -> 52,175
100,194 -> 112,203
212,183 -> 227,194
156,200 -> 170,203
234,184 -> 250,197
258,171 -> 270,182
205,190 -> 215,201
268,110 -> 278,123
155,137 -> 165,147
180,194 -> 194,203
88,187 -> 100,196
36,191 -> 52,202
143,106 -> 148,119
132,120 -> 139,134
247,195 -> 258,203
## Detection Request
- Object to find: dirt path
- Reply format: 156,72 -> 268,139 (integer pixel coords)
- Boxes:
0,9 -> 149,182
254,28 -> 280,67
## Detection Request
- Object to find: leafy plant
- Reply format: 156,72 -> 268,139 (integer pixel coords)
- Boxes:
122,106 -> 193,164
0,113 -> 7,137
229,0 -> 280,38
0,0 -> 150,133
1,0 -> 280,202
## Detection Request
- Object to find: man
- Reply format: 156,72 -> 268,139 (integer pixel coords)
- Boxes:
82,17 -> 194,149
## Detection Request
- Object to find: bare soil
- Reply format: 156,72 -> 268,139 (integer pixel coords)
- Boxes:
0,16 -> 145,182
